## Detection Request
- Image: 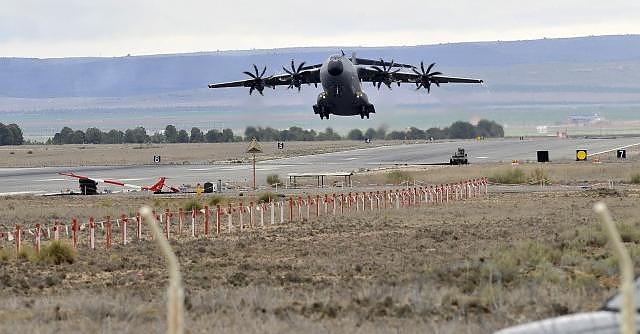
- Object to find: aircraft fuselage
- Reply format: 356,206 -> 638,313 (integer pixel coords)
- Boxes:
314,54 -> 375,119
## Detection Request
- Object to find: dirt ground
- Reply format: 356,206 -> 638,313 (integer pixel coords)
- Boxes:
0,141 -> 400,167
1,183 -> 640,333
2,148 -> 640,333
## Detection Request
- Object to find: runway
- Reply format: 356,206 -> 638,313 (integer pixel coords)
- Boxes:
1,136 -> 638,195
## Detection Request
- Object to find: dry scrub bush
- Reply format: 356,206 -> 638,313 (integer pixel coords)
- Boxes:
17,246 -> 39,263
41,240 -> 76,265
488,168 -> 526,184
0,248 -> 9,262
258,192 -> 277,203
528,168 -> 551,185
183,199 -> 202,211
208,195 -> 226,206
385,170 -> 414,185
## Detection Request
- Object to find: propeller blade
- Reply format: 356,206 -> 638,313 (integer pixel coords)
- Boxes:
376,81 -> 382,89
420,61 -> 425,74
260,66 -> 267,77
371,66 -> 383,72
297,61 -> 305,73
249,86 -> 254,95
429,71 -> 442,76
426,63 -> 435,74
291,60 -> 296,72
412,67 -> 421,75
243,71 -> 257,79
283,67 -> 293,75
253,64 -> 259,77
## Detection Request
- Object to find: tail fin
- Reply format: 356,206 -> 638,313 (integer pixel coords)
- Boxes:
145,177 -> 166,192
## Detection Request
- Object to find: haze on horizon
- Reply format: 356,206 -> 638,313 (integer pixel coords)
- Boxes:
2,0 -> 640,58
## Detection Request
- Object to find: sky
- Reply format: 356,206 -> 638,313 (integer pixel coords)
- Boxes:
1,0 -> 640,58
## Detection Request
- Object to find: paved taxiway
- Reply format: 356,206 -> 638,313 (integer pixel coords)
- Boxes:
1,136 -> 639,195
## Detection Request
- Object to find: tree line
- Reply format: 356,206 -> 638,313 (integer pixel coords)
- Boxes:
46,119 -> 504,145
0,123 -> 24,145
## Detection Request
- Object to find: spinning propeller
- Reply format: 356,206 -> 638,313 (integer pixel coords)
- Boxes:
371,59 -> 400,90
283,60 -> 307,91
412,62 -> 442,93
243,64 -> 270,95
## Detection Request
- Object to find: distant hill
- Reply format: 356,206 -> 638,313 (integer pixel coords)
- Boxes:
1,35 -> 640,99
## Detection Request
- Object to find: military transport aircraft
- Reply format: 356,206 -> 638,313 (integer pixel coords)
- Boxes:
58,172 -> 180,195
208,52 -> 483,119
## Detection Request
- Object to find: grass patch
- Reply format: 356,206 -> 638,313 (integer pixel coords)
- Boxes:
630,173 -> 640,184
258,192 -> 278,203
18,246 -> 39,263
183,198 -> 203,211
41,241 -> 76,265
0,248 -> 9,262
208,195 -> 226,206
488,168 -> 526,184
528,168 -> 551,185
385,170 -> 414,185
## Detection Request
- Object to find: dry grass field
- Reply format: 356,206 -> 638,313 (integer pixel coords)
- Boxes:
1,177 -> 640,332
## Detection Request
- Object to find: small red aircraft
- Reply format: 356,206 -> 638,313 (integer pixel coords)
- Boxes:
58,172 -> 180,194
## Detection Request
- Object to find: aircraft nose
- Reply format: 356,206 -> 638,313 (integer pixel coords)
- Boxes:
327,59 -> 343,76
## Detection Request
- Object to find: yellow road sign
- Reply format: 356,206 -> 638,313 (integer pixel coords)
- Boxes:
576,150 -> 588,161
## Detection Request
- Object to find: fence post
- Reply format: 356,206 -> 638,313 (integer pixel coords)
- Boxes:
260,203 -> 265,227
121,214 -> 128,245
71,218 -> 79,250
15,224 -> 21,255
249,202 -> 254,228
163,209 -> 170,240
227,204 -> 233,232
136,213 -> 142,241
289,197 -> 294,222
204,206 -> 210,236
239,202 -> 244,230
280,200 -> 284,224
89,217 -> 95,250
270,201 -> 275,225
105,216 -> 112,249
216,205 -> 222,235
190,206 -> 197,237
34,224 -> 41,254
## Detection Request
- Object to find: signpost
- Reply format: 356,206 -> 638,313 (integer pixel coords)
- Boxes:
153,155 -> 161,164
246,138 -> 263,190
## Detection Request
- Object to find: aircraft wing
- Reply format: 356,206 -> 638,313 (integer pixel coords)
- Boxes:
358,67 -> 483,85
208,68 -> 321,90
395,71 -> 484,84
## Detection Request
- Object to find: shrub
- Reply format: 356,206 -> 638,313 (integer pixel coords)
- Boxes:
266,174 -> 281,187
183,198 -> 202,211
489,168 -> 526,184
208,195 -> 226,206
385,170 -> 414,185
41,241 -> 76,265
630,173 -> 640,184
0,248 -> 9,262
258,192 -> 278,203
528,168 -> 551,185
18,246 -> 39,263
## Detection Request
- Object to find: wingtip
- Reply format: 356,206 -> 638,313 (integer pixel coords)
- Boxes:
207,84 -> 214,88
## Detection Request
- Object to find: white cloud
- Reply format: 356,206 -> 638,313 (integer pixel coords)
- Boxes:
1,0 -> 639,57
